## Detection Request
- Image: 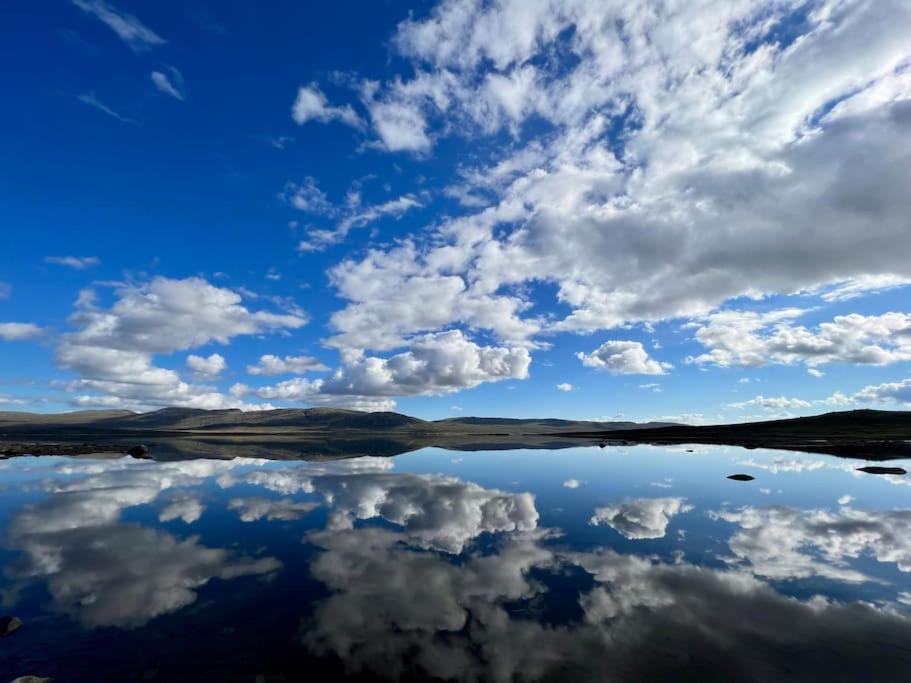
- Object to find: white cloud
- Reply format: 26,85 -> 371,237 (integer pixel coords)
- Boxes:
186,353 -> 227,378
689,310 -> 911,369
231,464 -> 538,554
728,395 -> 812,410
366,98 -> 432,152
228,497 -> 319,522
737,457 -> 826,475
556,382 -> 573,392
299,194 -> 423,252
72,0 -> 164,51
831,377 -> 911,407
285,177 -> 423,251
301,510 -> 911,682
577,340 -> 671,375
562,479 -> 582,489
57,276 -> 306,410
159,495 -> 204,524
711,505 -> 911,582
0,322 -> 44,341
77,93 -> 136,124
327,240 -> 543,351
292,83 -> 363,129
246,354 -> 328,376
151,66 -> 186,101
5,457 -> 279,627
315,0 -> 911,359
250,330 -> 530,409
44,255 -> 101,270
590,497 -> 693,540
282,177 -> 335,215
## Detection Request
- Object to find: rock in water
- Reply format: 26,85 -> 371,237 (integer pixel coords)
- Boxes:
727,474 -> 755,481
12,677 -> 53,683
127,444 -> 150,458
1,615 -> 23,636
857,466 -> 907,475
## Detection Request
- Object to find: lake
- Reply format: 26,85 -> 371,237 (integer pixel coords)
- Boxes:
2,444 -> 910,681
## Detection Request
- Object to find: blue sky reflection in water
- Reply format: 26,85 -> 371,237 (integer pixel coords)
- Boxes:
2,445 -> 911,681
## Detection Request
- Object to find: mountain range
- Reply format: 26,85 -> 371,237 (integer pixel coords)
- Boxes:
1,407 -> 909,461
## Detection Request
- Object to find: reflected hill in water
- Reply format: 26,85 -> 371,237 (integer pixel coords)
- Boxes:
0,407 -> 669,461
566,409 -> 911,460
1,407 -> 910,461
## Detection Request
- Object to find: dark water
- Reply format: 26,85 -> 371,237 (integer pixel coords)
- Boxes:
2,444 -> 911,682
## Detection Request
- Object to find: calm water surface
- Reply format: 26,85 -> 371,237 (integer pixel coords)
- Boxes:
2,444 -> 911,681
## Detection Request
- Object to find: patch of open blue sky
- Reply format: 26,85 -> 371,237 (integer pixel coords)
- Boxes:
2,0 -> 910,420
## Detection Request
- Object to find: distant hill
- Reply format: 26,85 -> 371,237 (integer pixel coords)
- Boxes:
0,406 -> 665,435
440,417 -> 676,430
2,408 -> 910,461
565,409 -> 911,459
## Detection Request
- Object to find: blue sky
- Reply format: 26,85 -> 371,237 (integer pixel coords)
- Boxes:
2,0 -> 910,421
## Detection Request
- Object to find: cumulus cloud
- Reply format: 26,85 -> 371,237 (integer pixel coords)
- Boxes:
304,519 -> 911,681
250,330 -> 530,409
57,277 -> 306,410
72,0 -> 164,51
6,522 -> 278,628
711,505 -> 911,582
313,0 -> 911,364
727,395 -> 812,410
292,83 -> 363,129
366,98 -> 432,152
186,353 -> 226,378
44,255 -> 101,270
4,457 -> 279,627
829,377 -> 911,407
228,497 -> 319,522
590,497 -> 693,539
151,66 -> 186,101
231,463 -> 538,553
327,241 -> 543,351
556,382 -> 573,392
159,495 -> 204,524
736,458 -> 826,475
0,322 -> 44,341
577,341 -> 671,375
246,354 -> 328,376
689,310 -> 911,368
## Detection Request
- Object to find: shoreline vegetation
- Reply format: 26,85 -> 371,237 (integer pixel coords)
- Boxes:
1,408 -> 909,461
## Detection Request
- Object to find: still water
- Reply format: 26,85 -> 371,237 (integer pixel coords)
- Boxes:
2,444 -> 910,681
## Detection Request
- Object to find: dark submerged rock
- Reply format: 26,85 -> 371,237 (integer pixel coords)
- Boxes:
727,474 -> 755,481
128,444 -> 151,458
857,466 -> 907,475
1,614 -> 23,636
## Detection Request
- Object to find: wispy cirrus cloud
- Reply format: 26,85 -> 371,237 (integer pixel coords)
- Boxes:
77,93 -> 137,124
150,66 -> 186,101
72,0 -> 164,51
45,255 -> 101,270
